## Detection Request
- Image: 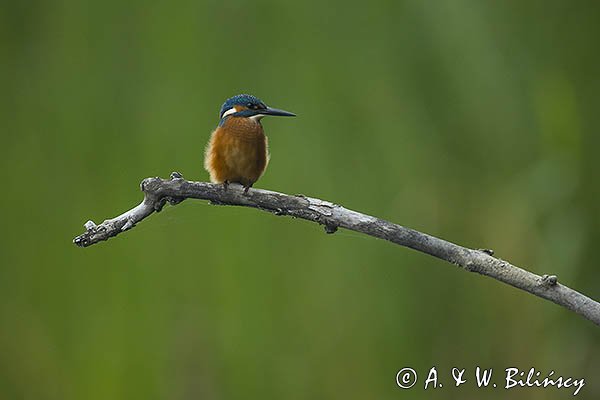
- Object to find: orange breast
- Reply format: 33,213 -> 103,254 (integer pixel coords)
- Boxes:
204,117 -> 269,187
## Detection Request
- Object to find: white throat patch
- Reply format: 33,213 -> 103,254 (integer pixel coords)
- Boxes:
249,114 -> 266,121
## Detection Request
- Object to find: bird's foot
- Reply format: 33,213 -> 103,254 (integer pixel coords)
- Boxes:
222,180 -> 229,191
243,183 -> 253,194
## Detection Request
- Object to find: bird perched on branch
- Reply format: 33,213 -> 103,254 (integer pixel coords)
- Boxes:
204,94 -> 296,193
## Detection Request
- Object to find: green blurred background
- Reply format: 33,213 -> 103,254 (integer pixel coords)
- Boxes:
1,0 -> 599,399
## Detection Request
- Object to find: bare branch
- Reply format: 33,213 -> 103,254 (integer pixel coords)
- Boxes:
73,172 -> 600,326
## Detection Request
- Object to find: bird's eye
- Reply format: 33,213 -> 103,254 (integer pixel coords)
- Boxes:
247,103 -> 254,108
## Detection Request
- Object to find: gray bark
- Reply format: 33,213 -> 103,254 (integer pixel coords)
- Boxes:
73,172 -> 600,326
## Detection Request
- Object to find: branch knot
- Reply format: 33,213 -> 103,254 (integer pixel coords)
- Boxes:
541,274 -> 558,287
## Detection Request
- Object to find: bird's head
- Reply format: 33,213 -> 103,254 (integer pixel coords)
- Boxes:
219,94 -> 295,125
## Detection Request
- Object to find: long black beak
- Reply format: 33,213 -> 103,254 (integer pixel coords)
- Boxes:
263,106 -> 296,117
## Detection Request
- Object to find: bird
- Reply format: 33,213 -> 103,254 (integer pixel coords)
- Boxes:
204,94 -> 296,193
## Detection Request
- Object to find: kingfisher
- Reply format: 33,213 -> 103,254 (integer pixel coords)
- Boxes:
204,94 -> 296,193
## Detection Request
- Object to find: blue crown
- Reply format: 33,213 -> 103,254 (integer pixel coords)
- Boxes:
219,94 -> 265,117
